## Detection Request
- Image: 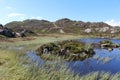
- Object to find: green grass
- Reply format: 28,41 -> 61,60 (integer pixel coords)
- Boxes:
40,54 -> 62,61
0,34 -> 82,50
80,72 -> 120,80
0,35 -> 6,38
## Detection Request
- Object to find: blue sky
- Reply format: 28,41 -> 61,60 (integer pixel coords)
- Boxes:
0,0 -> 120,26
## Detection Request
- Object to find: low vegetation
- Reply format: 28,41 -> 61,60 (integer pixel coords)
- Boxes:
36,40 -> 95,61
99,40 -> 120,49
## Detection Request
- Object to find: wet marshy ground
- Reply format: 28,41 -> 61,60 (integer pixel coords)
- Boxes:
7,38 -> 120,75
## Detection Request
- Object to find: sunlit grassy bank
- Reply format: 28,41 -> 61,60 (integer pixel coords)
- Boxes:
0,34 -> 83,50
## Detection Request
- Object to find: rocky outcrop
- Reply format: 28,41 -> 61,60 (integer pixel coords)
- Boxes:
0,24 -> 3,29
0,23 -> 36,38
14,29 -> 35,37
0,24 -> 15,37
84,28 -> 92,33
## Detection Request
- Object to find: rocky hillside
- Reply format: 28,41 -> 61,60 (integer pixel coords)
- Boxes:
0,23 -> 35,38
5,19 -> 54,33
4,18 -> 120,35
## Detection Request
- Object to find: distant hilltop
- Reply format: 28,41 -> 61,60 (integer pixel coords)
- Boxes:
0,18 -> 120,37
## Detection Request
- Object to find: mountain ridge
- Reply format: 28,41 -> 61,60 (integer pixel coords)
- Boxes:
3,18 -> 120,35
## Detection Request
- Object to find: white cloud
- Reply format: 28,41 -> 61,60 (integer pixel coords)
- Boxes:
7,13 -> 25,17
6,6 -> 13,10
105,19 -> 120,26
31,16 -> 42,20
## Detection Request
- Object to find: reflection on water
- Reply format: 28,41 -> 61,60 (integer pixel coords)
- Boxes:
68,48 -> 120,75
26,38 -> 120,75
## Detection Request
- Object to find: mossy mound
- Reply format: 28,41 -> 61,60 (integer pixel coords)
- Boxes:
36,40 -> 95,61
99,40 -> 120,48
99,40 -> 113,45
